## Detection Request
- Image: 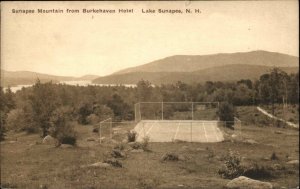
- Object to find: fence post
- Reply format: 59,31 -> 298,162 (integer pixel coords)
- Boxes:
192,102 -> 194,120
110,119 -> 112,139
134,103 -> 136,122
99,122 -> 101,144
143,122 -> 145,138
162,102 -> 164,120
190,122 -> 192,142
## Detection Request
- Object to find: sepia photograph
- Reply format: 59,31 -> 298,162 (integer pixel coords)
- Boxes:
0,1 -> 299,189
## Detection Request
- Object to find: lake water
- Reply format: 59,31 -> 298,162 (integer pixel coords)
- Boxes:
3,80 -> 137,93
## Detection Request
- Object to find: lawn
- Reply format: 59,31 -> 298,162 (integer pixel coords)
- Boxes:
260,104 -> 299,124
1,117 -> 299,189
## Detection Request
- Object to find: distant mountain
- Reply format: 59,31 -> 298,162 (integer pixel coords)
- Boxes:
77,75 -> 100,80
0,70 -> 99,87
113,50 -> 298,75
93,65 -> 298,85
93,50 -> 299,85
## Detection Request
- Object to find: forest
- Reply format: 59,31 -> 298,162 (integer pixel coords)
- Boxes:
0,68 -> 298,143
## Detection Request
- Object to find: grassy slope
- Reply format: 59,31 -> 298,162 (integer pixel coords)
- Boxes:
260,104 -> 299,124
1,119 -> 299,189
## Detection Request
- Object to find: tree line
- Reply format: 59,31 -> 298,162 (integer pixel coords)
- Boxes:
0,68 -> 298,141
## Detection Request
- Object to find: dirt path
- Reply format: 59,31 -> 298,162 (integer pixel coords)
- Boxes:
257,106 -> 299,129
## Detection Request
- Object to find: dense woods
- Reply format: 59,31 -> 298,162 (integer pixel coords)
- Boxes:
0,68 -> 298,141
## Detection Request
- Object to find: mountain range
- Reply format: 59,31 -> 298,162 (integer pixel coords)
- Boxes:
1,70 -> 99,87
1,50 -> 298,87
93,50 -> 299,85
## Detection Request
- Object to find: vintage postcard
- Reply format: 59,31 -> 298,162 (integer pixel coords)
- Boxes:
1,1 -> 299,189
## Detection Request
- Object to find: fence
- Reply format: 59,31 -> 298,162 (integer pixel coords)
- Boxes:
134,102 -> 220,122
98,118 -> 136,143
217,117 -> 242,136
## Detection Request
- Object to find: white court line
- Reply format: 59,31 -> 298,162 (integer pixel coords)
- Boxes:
173,122 -> 181,140
212,123 -> 219,141
145,121 -> 157,136
202,122 -> 208,142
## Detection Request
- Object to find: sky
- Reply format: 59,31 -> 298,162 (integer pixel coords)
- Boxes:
1,1 -> 299,77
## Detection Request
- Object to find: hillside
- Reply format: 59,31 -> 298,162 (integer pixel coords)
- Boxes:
93,64 -> 298,85
1,70 -> 101,87
77,75 -> 100,80
113,50 -> 299,75
1,70 -> 77,87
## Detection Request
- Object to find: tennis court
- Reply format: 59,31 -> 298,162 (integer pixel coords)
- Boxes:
134,120 -> 224,143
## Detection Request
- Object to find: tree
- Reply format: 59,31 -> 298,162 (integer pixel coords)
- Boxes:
107,93 -> 131,121
258,68 -> 289,115
288,72 -> 299,104
136,80 -> 152,101
49,106 -> 76,145
0,88 -> 7,141
218,102 -> 235,128
29,80 -> 60,137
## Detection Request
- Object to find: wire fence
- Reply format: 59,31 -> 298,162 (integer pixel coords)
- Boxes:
134,101 -> 219,121
98,119 -> 137,143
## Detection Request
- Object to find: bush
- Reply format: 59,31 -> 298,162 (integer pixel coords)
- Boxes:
49,106 -> 77,146
161,152 -> 179,161
243,163 -> 273,179
6,107 -> 38,133
127,130 -> 137,142
206,147 -> 215,160
60,135 -> 77,145
218,102 -> 235,128
114,143 -> 125,151
141,136 -> 150,151
86,114 -> 100,125
104,158 -> 122,168
271,152 -> 279,160
218,150 -> 244,179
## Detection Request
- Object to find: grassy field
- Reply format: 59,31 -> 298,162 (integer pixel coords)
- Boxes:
1,118 -> 299,189
260,104 -> 299,124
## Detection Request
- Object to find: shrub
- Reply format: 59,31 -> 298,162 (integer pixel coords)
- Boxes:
243,163 -> 273,179
218,150 -> 244,179
218,102 -> 235,128
114,143 -> 125,151
206,147 -> 215,160
127,130 -> 137,142
271,152 -> 279,160
103,158 -> 122,168
161,152 -> 179,161
141,136 -> 150,151
49,106 -> 77,146
6,107 -> 38,133
60,135 -> 77,145
86,114 -> 100,125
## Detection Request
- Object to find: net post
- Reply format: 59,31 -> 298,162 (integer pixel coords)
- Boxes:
110,118 -> 112,139
134,103 -> 137,122
99,122 -> 102,144
143,122 -> 145,138
161,101 -> 164,120
190,121 -> 192,142
192,102 -> 194,120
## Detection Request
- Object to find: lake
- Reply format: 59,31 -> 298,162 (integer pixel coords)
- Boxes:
3,80 -> 137,93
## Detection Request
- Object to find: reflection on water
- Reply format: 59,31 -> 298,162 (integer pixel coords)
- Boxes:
3,80 -> 137,93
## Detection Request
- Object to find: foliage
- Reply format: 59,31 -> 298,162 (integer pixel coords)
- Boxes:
29,80 -> 60,137
49,106 -> 77,145
218,102 -> 235,128
127,130 -> 137,142
141,136 -> 150,151
218,150 -> 244,179
243,163 -> 273,179
130,136 -> 150,151
161,152 -> 179,161
271,152 -> 279,160
0,87 -> 17,140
